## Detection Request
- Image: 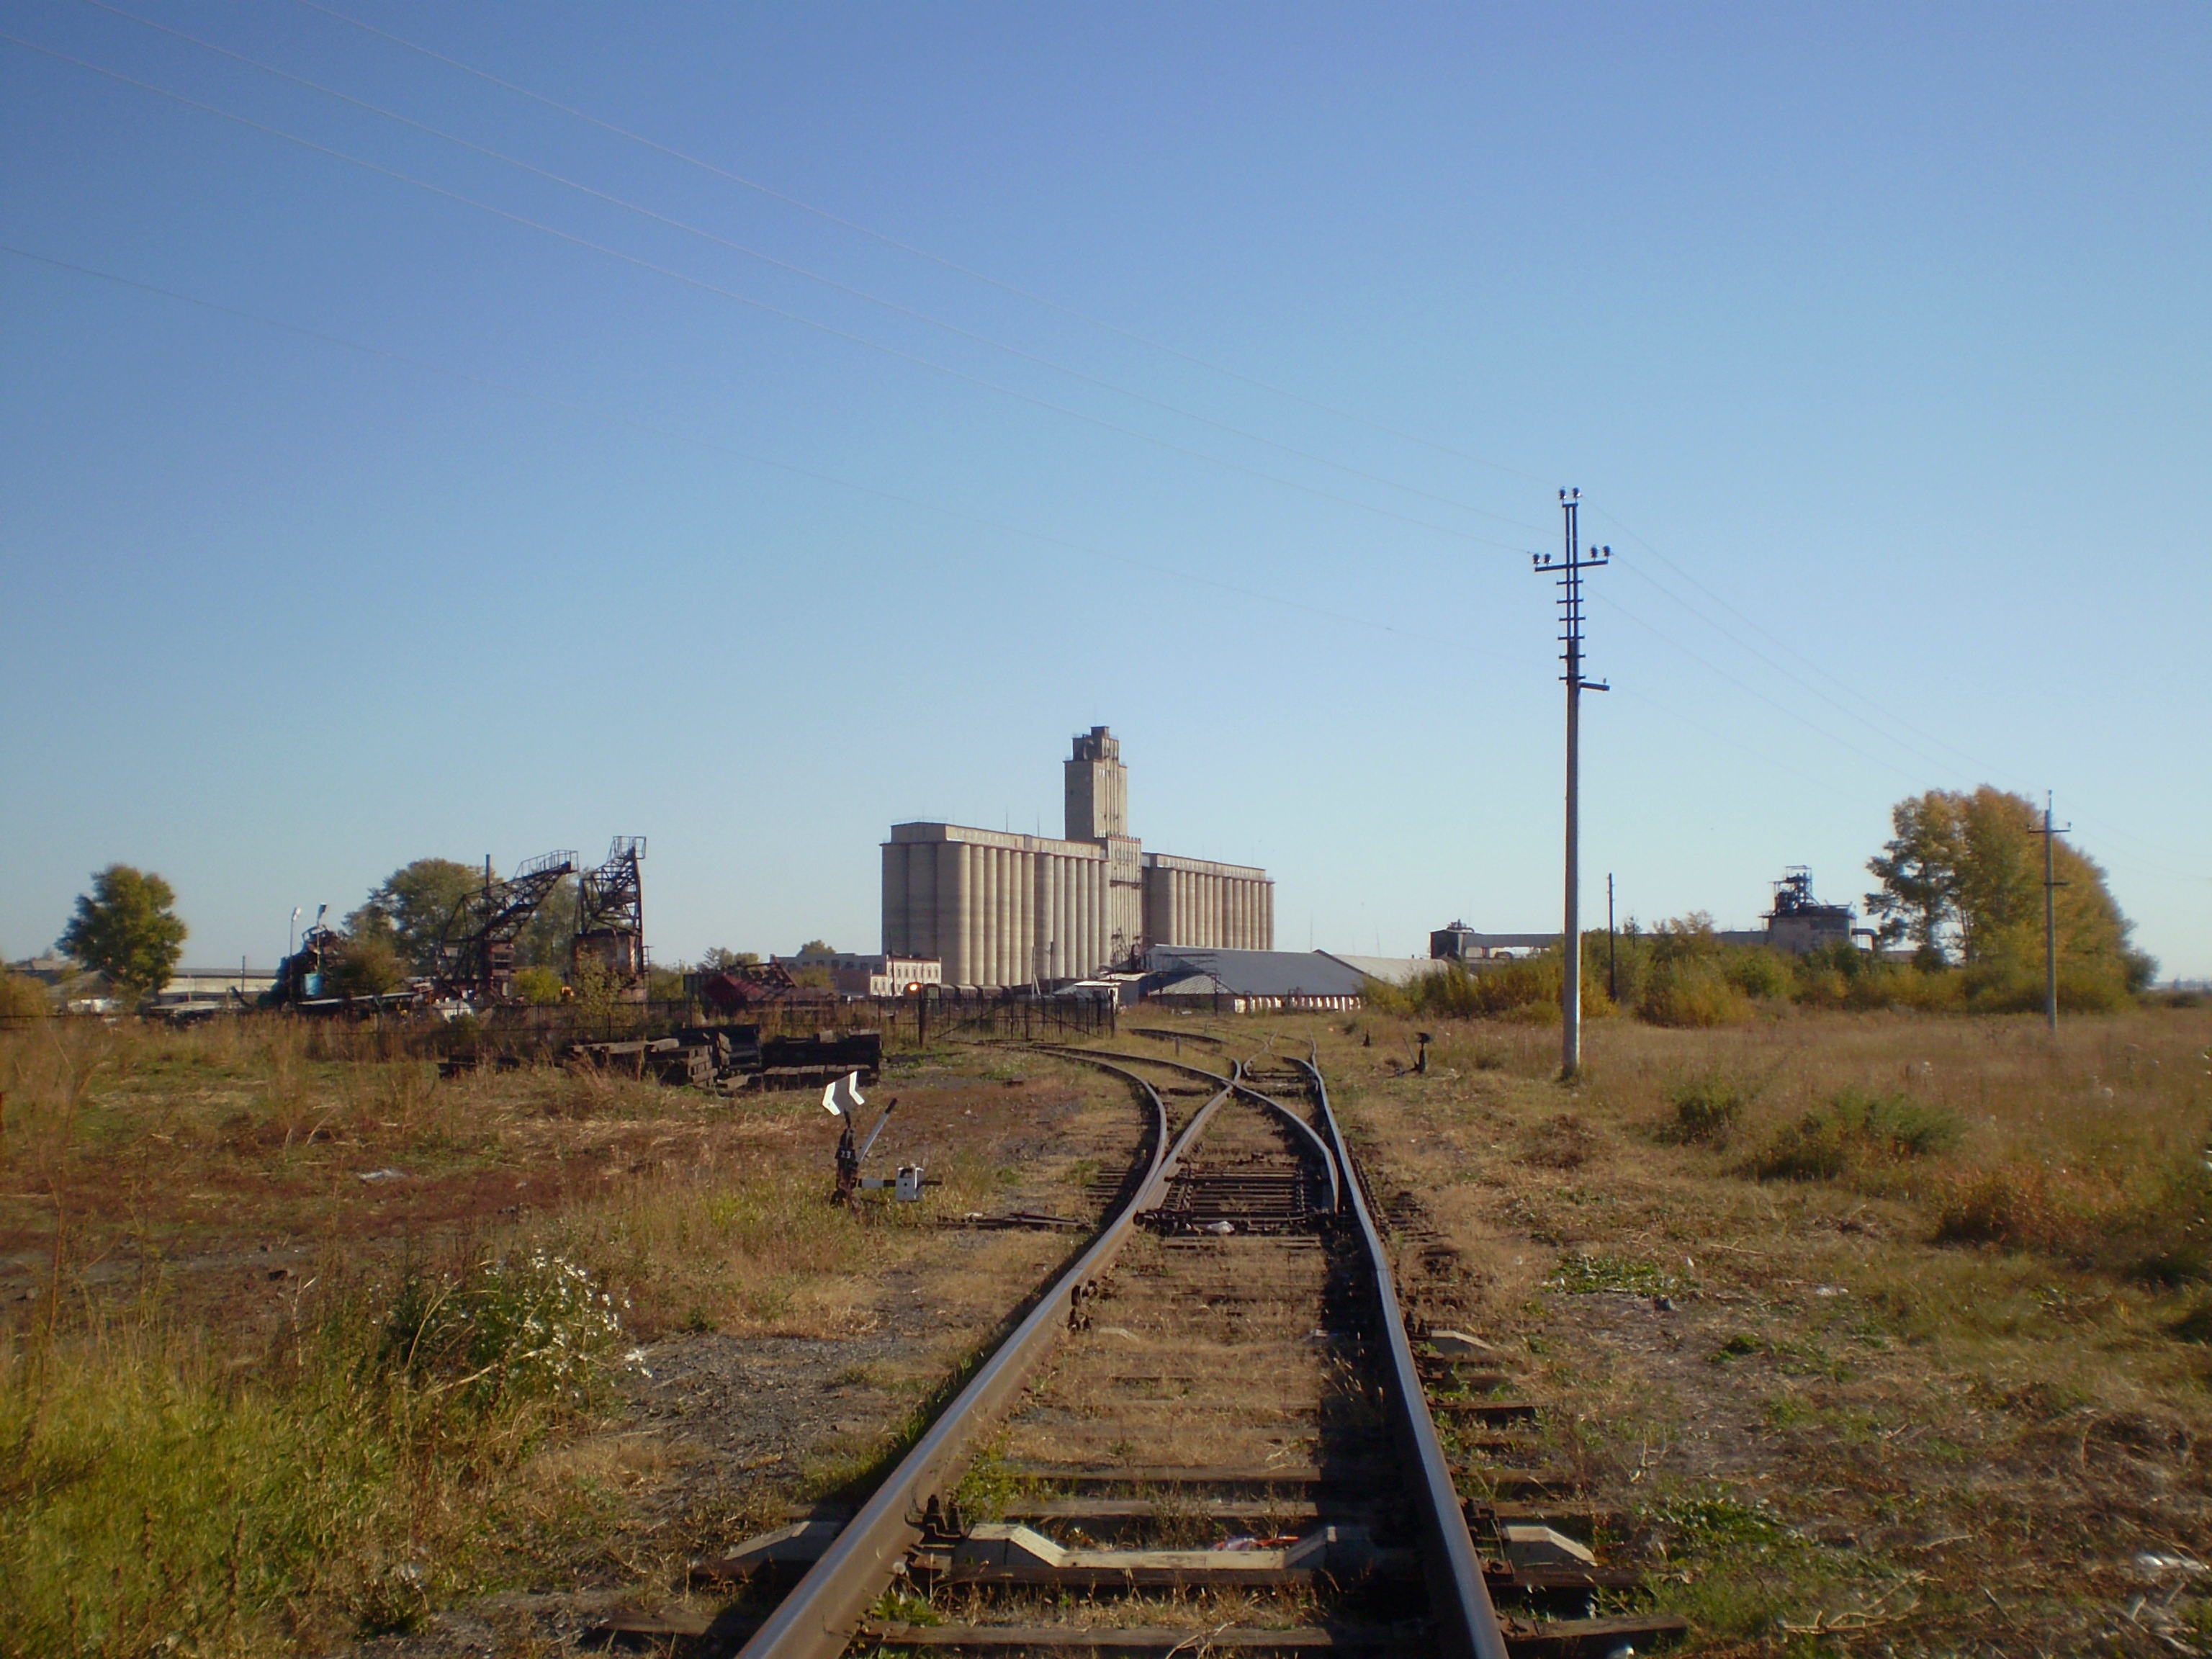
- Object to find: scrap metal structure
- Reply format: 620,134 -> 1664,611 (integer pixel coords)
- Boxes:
271,919 -> 343,1005
573,836 -> 647,992
436,850 -> 577,1004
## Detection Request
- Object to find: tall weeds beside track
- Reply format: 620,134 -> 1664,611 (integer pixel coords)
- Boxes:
0,1251 -> 631,1656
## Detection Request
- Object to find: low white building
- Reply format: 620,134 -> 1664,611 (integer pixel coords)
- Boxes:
817,955 -> 943,997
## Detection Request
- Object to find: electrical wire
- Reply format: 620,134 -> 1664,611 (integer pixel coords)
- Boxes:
7,237 -> 1883,812
0,30 -> 1541,557
70,0 -> 1553,541
1594,507 -> 2212,877
1590,593 -> 1929,784
75,6 -> 2186,853
0,242 -> 1470,652
20,19 -> 2207,889
1608,556 -> 1987,786
1592,505 -> 2045,789
16,250 -> 2192,912
1606,687 -> 1843,798
289,0 -> 1559,491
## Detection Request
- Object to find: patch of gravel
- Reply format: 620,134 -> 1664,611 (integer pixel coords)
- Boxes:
622,1330 -> 909,1517
340,1333 -> 912,1658
1545,1290 -> 1780,1480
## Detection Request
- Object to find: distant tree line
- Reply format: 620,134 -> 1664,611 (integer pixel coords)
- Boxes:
1377,786 -> 2157,1027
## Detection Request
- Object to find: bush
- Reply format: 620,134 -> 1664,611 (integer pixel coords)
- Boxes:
1936,1164 -> 2074,1249
1722,948 -> 1795,1000
1750,1113 -> 1851,1182
1749,1088 -> 1962,1182
1660,1072 -> 1752,1146
0,1251 -> 633,1654
1640,960 -> 1755,1028
329,934 -> 405,998
0,972 -> 51,1020
1934,1155 -> 2208,1272
2170,1297 -> 2212,1344
379,1249 -> 629,1409
513,966 -> 566,1007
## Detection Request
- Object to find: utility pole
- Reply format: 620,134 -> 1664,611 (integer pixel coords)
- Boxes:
2031,792 -> 2072,1032
1606,873 -> 1617,1005
1534,490 -> 1609,1078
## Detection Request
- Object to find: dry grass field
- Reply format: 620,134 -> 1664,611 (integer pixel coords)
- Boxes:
0,1019 -> 1149,1656
1282,1002 -> 2212,1657
5,1004 -> 2208,1657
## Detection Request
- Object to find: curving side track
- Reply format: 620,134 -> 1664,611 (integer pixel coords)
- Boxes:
732,1046 -> 1511,1659
736,1053 -> 1197,1659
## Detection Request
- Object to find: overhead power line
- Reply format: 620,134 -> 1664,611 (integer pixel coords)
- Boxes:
1593,505 -> 2211,876
1592,593 -> 1927,784
288,0 -> 1558,491
0,30 -> 1538,555
19,18 -> 2205,886
0,243 -> 1466,652
8,237 -> 1907,822
1608,557 -> 1988,786
71,0 -> 1551,541
1591,505 -> 2044,791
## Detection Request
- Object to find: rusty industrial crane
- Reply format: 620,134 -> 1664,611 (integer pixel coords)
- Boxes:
436,850 -> 577,1004
573,836 -> 646,994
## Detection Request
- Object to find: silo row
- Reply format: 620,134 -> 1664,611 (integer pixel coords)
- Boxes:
1146,866 -> 1277,950
883,839 -> 1115,986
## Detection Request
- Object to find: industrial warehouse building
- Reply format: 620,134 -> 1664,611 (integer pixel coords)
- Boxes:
881,728 -> 1273,987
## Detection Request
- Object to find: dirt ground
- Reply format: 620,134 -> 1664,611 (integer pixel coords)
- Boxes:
12,1009 -> 2211,1657
1,1027 -> 1155,1655
1292,1005 -> 2212,1658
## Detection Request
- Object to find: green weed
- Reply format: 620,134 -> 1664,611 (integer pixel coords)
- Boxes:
1658,1071 -> 1753,1146
1547,1254 -> 1685,1297
1749,1088 -> 1961,1182
0,1264 -> 626,1655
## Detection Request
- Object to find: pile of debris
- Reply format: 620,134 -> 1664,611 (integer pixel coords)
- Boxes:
557,1026 -> 881,1092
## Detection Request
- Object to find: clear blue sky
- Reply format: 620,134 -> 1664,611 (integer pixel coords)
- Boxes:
4,1 -> 2208,977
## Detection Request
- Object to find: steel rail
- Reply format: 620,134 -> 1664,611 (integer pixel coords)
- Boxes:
735,1056 -> 1222,1659
1034,1043 -> 1342,1215
1290,1054 -> 1511,1659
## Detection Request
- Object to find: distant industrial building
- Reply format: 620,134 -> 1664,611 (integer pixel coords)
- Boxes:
770,948 -> 944,998
1143,946 -> 1367,1013
1759,868 -> 1863,956
1429,868 -> 1869,963
882,728 -> 1272,988
1431,925 -> 1559,962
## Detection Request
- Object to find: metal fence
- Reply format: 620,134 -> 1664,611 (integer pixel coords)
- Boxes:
0,987 -> 1120,1057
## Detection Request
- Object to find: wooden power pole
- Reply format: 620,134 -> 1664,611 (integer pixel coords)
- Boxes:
1534,490 -> 1608,1078
2031,793 -> 2072,1032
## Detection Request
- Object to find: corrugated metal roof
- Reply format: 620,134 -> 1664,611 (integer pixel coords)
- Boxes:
1318,953 -> 1434,987
1143,948 -> 1367,999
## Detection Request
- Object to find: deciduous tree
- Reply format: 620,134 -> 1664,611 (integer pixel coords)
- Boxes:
56,865 -> 187,1001
1866,793 -> 1964,962
1866,786 -> 2152,997
348,859 -> 487,974
329,932 -> 405,998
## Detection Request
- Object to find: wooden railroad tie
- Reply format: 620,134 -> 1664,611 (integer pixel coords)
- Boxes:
862,1615 -> 1690,1655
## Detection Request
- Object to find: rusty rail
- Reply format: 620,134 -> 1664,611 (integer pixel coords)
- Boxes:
1036,1042 -> 1342,1215
735,1056 -> 1216,1659
1289,1053 -> 1511,1659
737,1047 -> 1506,1659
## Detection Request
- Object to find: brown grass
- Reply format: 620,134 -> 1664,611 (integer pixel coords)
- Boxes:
1251,999 -> 2212,1655
0,1017 -> 1151,1655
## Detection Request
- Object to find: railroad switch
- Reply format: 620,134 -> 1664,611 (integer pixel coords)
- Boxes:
824,1073 -> 925,1203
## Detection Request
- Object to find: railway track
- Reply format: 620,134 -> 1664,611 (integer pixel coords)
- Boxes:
719,1043 -> 1681,1659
